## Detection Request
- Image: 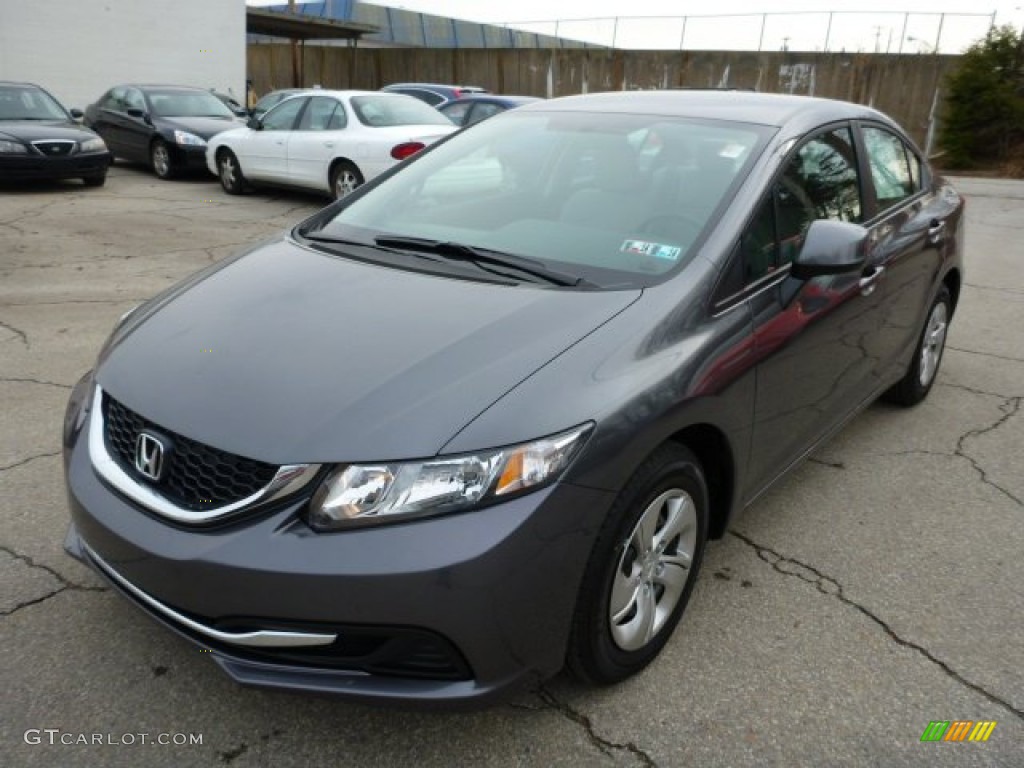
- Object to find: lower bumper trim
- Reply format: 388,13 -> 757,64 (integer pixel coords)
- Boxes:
81,542 -> 337,649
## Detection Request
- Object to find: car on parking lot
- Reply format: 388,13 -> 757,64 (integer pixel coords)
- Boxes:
0,81 -> 111,186
64,91 -> 963,705
207,90 -> 458,199
211,90 -> 248,118
84,85 -> 243,179
437,94 -> 541,127
381,82 -> 487,106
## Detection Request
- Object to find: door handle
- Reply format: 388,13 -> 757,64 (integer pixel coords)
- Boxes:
859,265 -> 885,297
323,142 -> 334,148
927,218 -> 946,245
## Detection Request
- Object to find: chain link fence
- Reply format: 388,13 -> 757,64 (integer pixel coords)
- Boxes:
504,11 -> 999,54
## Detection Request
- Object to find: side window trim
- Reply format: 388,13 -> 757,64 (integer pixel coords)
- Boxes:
710,120 -> 860,312
852,120 -> 930,224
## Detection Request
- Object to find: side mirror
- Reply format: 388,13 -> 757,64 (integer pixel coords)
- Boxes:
126,107 -> 147,120
247,116 -> 262,130
790,219 -> 868,280
69,108 -> 84,120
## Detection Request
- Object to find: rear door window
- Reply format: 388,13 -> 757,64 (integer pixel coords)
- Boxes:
862,126 -> 917,213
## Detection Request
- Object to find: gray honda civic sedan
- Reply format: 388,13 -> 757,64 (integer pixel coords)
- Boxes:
63,91 -> 963,704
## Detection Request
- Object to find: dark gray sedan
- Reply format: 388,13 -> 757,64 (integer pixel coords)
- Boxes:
63,91 -> 963,704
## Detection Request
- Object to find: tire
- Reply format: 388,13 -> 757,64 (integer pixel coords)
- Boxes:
150,139 -> 174,180
82,173 -> 106,187
567,443 -> 708,685
330,160 -> 364,200
217,149 -> 245,195
886,285 -> 951,407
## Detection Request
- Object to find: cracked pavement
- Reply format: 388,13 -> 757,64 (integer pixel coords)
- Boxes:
2,169 -> 1022,766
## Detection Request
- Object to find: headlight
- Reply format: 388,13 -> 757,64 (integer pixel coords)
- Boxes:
173,130 -> 206,147
307,424 -> 592,531
0,139 -> 27,154
79,136 -> 107,153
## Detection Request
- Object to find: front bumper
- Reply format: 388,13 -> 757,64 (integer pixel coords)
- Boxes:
63,393 -> 613,704
0,150 -> 111,181
171,143 -> 213,174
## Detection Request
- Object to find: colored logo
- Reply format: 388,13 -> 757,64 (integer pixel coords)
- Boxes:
920,721 -> 996,742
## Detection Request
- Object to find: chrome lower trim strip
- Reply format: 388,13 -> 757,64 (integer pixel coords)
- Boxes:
83,542 -> 337,648
88,386 -> 321,524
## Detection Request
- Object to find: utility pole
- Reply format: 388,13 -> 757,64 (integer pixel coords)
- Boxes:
290,0 -> 301,88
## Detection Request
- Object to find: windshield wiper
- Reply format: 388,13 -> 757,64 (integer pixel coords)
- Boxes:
301,231 -> 439,259
374,236 -> 588,287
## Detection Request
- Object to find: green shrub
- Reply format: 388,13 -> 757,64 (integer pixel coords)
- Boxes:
940,25 -> 1024,169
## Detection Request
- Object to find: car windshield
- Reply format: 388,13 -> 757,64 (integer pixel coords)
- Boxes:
350,94 -> 453,127
0,85 -> 68,121
147,89 -> 234,118
305,110 -> 770,289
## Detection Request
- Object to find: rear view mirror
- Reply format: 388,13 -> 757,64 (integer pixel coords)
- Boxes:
791,220 -> 868,280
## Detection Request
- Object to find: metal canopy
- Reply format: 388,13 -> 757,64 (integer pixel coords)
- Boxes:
246,8 -> 378,41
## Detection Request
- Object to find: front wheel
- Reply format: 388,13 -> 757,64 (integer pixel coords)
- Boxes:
82,173 -> 106,187
151,139 -> 174,180
330,160 -> 363,200
886,285 -> 951,406
217,149 -> 245,195
567,443 -> 708,685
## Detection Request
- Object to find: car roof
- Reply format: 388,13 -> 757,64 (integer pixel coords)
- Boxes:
443,94 -> 540,105
523,90 -> 892,130
0,81 -> 46,89
385,83 -> 486,91
116,84 -> 215,92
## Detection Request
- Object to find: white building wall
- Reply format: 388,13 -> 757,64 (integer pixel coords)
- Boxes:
0,0 -> 246,111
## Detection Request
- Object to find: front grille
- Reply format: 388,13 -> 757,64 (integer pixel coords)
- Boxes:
103,394 -> 278,511
32,140 -> 75,157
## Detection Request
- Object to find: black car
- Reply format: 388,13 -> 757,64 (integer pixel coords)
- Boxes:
64,92 -> 963,705
0,82 -> 111,186
381,83 -> 487,107
437,94 -> 541,127
211,90 -> 248,118
84,85 -> 242,179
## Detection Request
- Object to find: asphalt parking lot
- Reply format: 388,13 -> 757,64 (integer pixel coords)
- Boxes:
2,164 -> 1022,767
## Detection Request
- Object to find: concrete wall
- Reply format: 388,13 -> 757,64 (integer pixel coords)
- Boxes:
0,0 -> 246,112
248,46 -> 960,148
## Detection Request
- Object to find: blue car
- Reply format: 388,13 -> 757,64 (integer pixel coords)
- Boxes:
437,94 -> 542,127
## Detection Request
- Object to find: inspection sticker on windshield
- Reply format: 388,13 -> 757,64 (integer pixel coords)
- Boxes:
621,239 -> 682,261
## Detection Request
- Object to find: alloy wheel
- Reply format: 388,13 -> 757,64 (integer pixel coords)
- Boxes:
918,301 -> 948,387
609,488 -> 698,652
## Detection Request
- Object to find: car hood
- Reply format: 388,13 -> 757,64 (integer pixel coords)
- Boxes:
96,237 -> 640,464
0,120 -> 99,142
155,115 -> 244,139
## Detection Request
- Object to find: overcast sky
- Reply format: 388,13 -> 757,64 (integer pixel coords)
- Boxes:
252,1 -> 1024,52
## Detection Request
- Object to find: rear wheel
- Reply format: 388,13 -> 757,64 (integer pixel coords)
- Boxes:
151,139 -> 174,180
567,443 -> 708,685
217,149 -> 245,195
330,160 -> 363,200
887,285 -> 951,406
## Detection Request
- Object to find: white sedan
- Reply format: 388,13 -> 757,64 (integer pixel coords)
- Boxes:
206,90 -> 458,199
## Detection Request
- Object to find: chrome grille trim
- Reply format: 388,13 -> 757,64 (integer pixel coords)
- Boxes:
88,386 -> 321,524
31,139 -> 77,156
